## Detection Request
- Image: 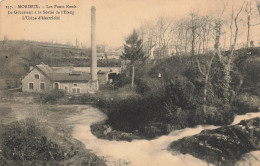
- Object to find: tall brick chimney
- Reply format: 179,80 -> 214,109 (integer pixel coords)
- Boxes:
91,6 -> 97,81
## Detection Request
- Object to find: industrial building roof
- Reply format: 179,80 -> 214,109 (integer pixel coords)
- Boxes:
35,63 -> 91,82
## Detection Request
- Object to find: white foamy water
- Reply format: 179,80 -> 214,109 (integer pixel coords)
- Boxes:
70,106 -> 260,166
232,112 -> 260,125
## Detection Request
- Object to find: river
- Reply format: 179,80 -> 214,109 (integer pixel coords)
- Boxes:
70,106 -> 260,166
0,103 -> 259,166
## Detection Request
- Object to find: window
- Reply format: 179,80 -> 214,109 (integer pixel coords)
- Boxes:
35,74 -> 39,79
72,88 -> 77,93
40,83 -> 45,90
54,83 -> 59,89
73,83 -> 78,86
64,86 -> 68,92
29,83 -> 34,89
72,88 -> 80,93
77,88 -> 81,93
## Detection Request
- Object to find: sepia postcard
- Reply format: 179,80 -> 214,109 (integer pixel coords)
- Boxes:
0,0 -> 260,165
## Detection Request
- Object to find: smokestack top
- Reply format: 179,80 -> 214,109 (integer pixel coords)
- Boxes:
91,6 -> 96,11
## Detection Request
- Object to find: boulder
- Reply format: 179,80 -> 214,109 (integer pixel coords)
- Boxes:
169,117 -> 260,166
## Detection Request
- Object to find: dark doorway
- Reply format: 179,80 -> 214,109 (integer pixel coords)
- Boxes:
54,83 -> 59,89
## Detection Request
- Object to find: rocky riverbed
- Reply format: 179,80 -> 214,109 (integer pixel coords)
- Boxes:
74,106 -> 260,166
1,100 -> 259,166
169,117 -> 260,166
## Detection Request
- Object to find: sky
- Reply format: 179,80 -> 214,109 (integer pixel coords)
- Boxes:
0,0 -> 259,47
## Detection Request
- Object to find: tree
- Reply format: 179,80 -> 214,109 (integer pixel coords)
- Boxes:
137,21 -> 156,58
153,16 -> 174,57
196,18 -> 223,113
256,0 -> 260,15
245,1 -> 252,48
22,49 -> 46,68
122,29 -> 146,90
245,1 -> 260,47
217,2 -> 245,104
190,12 -> 200,56
137,16 -> 174,58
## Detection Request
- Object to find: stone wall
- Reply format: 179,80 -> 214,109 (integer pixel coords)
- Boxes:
58,82 -> 92,94
22,68 -> 52,92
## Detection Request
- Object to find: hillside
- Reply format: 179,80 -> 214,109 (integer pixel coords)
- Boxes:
0,40 -> 91,67
95,47 -> 260,140
0,40 -> 120,89
148,47 -> 260,96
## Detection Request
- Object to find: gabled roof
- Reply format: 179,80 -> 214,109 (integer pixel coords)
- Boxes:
36,64 -> 53,75
49,73 -> 91,82
34,63 -> 90,82
27,63 -> 120,82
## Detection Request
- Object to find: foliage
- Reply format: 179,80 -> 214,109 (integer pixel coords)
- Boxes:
121,29 -> 146,89
38,89 -> 65,104
232,93 -> 260,114
122,29 -> 146,63
1,118 -> 65,165
233,48 -> 260,96
134,78 -> 161,95
97,73 -> 234,136
97,90 -> 166,132
97,81 -> 234,138
66,93 -> 98,104
96,47 -> 260,139
165,78 -> 200,110
98,59 -> 121,67
164,107 -> 191,129
193,105 -> 234,125
98,52 -> 247,138
149,56 -> 192,84
112,73 -> 132,88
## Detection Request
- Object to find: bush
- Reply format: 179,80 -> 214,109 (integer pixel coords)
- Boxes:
99,76 -> 235,137
232,93 -> 260,114
101,90 -> 167,132
193,105 -> 234,125
233,48 -> 260,96
112,73 -> 132,89
165,78 -> 200,110
166,107 -> 190,129
38,89 -> 65,104
1,118 -> 65,165
66,93 -> 98,104
107,97 -> 146,132
135,77 -> 164,95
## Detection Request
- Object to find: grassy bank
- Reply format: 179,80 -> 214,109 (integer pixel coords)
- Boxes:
0,99 -> 106,166
0,118 -> 106,166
